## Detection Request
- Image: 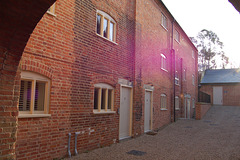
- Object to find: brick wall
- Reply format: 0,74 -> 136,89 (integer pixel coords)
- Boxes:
134,0 -> 198,132
13,0 -> 198,159
16,0 -> 136,159
195,102 -> 211,120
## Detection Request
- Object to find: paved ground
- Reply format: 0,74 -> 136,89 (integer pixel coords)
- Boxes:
66,105 -> 240,160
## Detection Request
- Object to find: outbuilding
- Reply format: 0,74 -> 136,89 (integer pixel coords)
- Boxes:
200,69 -> 240,106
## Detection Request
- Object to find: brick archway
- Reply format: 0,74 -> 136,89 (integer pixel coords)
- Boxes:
0,0 -> 55,159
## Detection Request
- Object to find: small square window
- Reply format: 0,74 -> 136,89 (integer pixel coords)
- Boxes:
183,69 -> 186,81
192,99 -> 195,108
161,94 -> 167,110
96,10 -> 116,42
192,74 -> 195,86
175,71 -> 179,85
175,30 -> 180,42
93,83 -> 114,113
161,54 -> 167,71
161,13 -> 167,30
18,71 -> 50,117
192,50 -> 195,59
175,96 -> 180,110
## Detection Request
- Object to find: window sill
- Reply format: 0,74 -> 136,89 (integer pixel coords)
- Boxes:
93,110 -> 116,114
174,39 -> 180,44
161,24 -> 168,31
175,108 -> 180,111
161,68 -> 168,72
47,11 -> 56,17
18,114 -> 51,118
160,109 -> 168,111
96,33 -> 118,45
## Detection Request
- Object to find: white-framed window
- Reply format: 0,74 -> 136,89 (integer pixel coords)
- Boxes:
192,74 -> 195,86
161,13 -> 168,30
175,96 -> 180,110
161,54 -> 167,71
96,10 -> 116,42
93,83 -> 114,113
175,30 -> 180,42
47,3 -> 56,16
160,94 -> 167,110
18,71 -> 50,117
175,71 -> 179,85
183,69 -> 186,81
192,99 -> 195,108
192,50 -> 195,59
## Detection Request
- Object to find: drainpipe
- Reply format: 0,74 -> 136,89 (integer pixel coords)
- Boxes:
68,133 -> 71,158
75,132 -> 80,155
171,19 -> 176,122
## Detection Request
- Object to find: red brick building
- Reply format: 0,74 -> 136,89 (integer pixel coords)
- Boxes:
200,69 -> 240,106
14,0 -> 197,159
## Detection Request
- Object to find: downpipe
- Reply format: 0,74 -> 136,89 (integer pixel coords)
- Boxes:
75,132 -> 80,155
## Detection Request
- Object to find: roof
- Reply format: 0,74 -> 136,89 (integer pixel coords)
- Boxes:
229,0 -> 240,13
201,69 -> 240,84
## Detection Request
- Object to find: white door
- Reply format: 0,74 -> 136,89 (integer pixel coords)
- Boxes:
187,99 -> 191,119
119,87 -> 131,140
213,87 -> 223,105
185,98 -> 191,119
144,91 -> 151,132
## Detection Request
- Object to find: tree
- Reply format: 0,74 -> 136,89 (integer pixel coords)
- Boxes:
190,29 -> 229,71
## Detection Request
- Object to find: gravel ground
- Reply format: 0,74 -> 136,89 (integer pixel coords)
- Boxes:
66,105 -> 240,160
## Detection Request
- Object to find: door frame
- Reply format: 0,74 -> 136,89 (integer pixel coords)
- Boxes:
119,84 -> 133,140
144,89 -> 153,132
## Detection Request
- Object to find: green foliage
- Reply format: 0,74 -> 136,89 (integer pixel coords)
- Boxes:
190,29 -> 229,71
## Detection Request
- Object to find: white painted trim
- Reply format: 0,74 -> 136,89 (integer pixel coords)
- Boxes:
119,85 -> 133,140
93,110 -> 116,114
120,84 -> 133,88
144,90 -> 153,132
96,33 -> 118,45
160,109 -> 168,111
94,83 -> 114,89
18,114 -> 51,118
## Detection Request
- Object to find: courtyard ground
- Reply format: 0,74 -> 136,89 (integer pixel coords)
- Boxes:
66,105 -> 240,160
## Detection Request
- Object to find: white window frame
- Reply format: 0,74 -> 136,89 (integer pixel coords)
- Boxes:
192,99 -> 195,108
160,94 -> 167,110
183,69 -> 186,81
175,71 -> 180,85
192,74 -> 195,86
161,54 -> 167,72
175,96 -> 180,110
192,50 -> 195,59
175,30 -> 180,43
93,83 -> 115,114
161,13 -> 168,30
18,71 -> 51,118
96,10 -> 116,43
